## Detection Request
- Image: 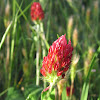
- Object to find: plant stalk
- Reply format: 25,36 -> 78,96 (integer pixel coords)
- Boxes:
36,24 -> 40,86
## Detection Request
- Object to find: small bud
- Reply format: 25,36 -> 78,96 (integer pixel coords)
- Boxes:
71,54 -> 80,82
72,54 -> 80,66
67,16 -> 73,40
5,1 -> 10,18
84,59 -> 89,77
84,47 -> 94,78
23,61 -> 29,77
30,2 -> 44,21
4,1 -> 10,28
94,1 -> 99,10
72,28 -> 78,48
86,8 -> 91,23
22,48 -> 27,59
88,47 -> 94,61
93,1 -> 99,19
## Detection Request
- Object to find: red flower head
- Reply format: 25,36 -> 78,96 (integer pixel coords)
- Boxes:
40,35 -> 73,83
31,2 -> 44,21
66,86 -> 74,96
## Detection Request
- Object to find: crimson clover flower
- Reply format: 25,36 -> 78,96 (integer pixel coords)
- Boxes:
31,2 -> 44,21
40,35 -> 73,83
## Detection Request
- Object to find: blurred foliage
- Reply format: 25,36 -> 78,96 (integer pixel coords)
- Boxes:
5,87 -> 25,100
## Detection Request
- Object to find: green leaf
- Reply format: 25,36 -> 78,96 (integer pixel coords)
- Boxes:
23,84 -> 43,100
81,82 -> 89,100
41,88 -> 55,100
62,86 -> 67,100
81,46 -> 100,100
5,87 -> 25,100
0,21 -> 12,50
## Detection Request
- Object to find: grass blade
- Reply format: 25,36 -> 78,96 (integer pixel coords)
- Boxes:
0,21 -> 12,50
81,46 -> 100,100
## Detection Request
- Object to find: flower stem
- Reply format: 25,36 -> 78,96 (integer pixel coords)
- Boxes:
40,22 -> 47,88
36,24 -> 40,86
45,77 -> 58,99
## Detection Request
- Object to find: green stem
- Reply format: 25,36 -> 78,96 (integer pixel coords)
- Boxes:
8,0 -> 16,87
45,77 -> 58,99
40,22 -> 46,88
36,24 -> 40,86
40,22 -> 46,57
40,33 -> 50,50
9,17 -> 17,87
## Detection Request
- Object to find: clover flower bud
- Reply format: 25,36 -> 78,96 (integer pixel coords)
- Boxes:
31,2 -> 44,21
40,35 -> 73,83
